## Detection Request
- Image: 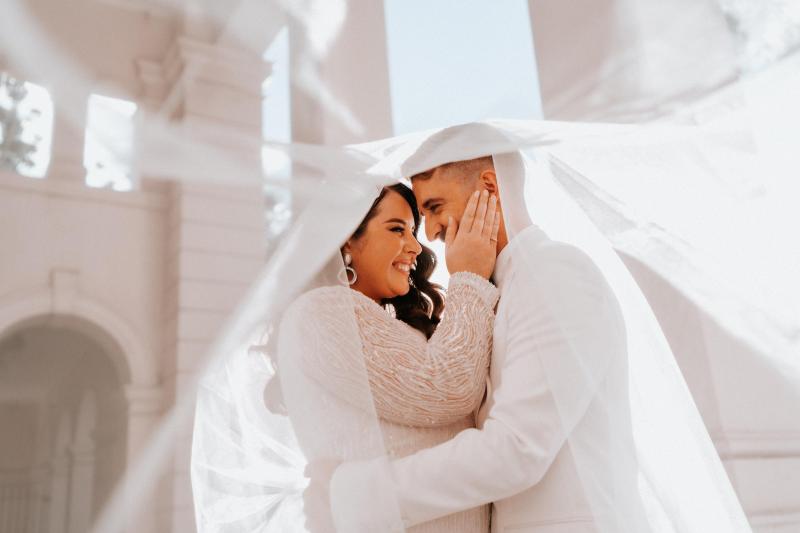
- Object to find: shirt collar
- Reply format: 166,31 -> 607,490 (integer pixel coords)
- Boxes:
492,224 -> 548,289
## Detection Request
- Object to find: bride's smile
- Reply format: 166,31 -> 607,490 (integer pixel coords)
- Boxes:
343,188 -> 423,302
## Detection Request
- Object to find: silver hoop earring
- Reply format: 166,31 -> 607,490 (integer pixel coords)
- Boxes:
339,252 -> 358,286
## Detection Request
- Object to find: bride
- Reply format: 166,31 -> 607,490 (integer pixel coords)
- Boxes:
278,182 -> 500,533
192,181 -> 501,532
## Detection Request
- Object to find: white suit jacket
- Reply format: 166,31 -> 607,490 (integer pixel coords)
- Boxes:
330,225 -> 627,533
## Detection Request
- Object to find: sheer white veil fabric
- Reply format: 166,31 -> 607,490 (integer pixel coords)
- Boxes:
1,2 -> 797,532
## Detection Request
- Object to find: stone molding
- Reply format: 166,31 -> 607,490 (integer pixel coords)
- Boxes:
136,35 -> 271,115
93,0 -> 176,19
124,384 -> 164,415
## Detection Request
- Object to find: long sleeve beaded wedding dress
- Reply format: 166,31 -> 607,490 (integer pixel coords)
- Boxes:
278,271 -> 499,532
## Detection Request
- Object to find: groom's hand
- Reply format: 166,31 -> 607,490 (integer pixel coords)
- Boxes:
445,189 -> 501,279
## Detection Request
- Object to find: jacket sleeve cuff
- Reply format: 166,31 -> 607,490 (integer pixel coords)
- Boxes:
449,271 -> 500,309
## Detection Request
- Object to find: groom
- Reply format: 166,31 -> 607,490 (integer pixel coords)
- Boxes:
321,136 -> 629,532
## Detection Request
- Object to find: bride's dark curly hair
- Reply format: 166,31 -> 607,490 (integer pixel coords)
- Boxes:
347,183 -> 445,338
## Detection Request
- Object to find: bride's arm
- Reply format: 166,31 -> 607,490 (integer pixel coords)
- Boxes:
358,271 -> 498,427
288,273 -> 498,428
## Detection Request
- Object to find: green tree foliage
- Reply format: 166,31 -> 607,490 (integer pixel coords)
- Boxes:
0,73 -> 40,173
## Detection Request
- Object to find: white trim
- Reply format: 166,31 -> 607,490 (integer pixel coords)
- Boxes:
0,169 -> 167,211
152,35 -> 271,118
712,430 -> 800,459
123,384 -> 164,415
92,0 -> 175,19
749,510 -> 800,528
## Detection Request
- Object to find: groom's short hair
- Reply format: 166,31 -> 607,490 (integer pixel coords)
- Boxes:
404,123 -> 508,184
410,156 -> 494,184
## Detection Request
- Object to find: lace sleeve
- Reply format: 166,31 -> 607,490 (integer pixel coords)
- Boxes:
358,271 -> 498,427
285,275 -> 498,428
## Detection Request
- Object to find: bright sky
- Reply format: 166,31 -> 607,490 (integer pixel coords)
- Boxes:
84,94 -> 137,191
383,0 -> 542,134
262,27 -> 291,144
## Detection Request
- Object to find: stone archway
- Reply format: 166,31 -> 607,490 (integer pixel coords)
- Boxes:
0,318 -> 130,533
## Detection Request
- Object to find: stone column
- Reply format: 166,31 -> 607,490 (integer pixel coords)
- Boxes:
124,385 -> 164,465
122,384 -> 163,533
48,456 -> 71,533
47,413 -> 72,533
66,447 -> 95,533
67,392 -> 96,533
136,21 -> 270,532
289,0 -> 393,144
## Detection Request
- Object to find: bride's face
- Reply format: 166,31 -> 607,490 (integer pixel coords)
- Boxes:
346,190 -> 423,302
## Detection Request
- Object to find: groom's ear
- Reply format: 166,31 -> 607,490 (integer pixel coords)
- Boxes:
478,170 -> 498,195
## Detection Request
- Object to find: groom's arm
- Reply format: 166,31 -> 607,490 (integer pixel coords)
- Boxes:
330,341 -> 565,531
328,243 -> 625,531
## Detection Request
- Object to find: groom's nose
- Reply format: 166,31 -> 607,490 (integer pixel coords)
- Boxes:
424,218 -> 441,242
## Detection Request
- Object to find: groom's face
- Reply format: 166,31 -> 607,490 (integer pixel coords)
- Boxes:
412,169 -> 478,243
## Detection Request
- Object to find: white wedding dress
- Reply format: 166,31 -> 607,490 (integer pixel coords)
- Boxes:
278,271 -> 499,532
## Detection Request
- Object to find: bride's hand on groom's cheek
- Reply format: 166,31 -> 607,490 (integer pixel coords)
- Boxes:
445,190 -> 501,279
303,458 -> 341,533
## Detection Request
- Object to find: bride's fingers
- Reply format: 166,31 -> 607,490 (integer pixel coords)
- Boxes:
459,190 -> 480,234
490,209 -> 501,243
482,195 -> 497,239
444,216 -> 457,247
473,190 -> 489,235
